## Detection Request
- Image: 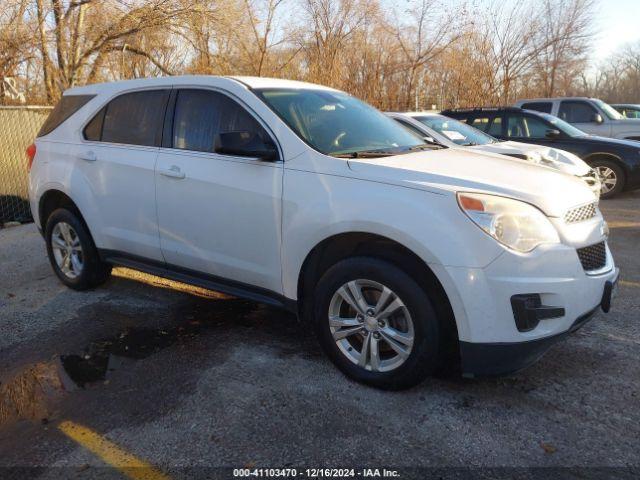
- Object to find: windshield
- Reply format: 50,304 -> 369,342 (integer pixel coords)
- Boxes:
593,99 -> 624,120
255,89 -> 428,156
413,114 -> 497,146
539,113 -> 588,137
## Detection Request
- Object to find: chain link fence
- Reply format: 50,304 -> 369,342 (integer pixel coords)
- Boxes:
0,106 -> 52,225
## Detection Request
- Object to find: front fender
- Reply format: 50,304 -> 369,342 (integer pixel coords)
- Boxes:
280,168 -> 504,300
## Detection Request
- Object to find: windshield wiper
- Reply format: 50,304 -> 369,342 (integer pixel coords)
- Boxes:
331,150 -> 398,158
403,143 -> 442,151
331,143 -> 440,158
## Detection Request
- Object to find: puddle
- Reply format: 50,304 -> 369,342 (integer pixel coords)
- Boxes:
0,296 -> 300,427
60,327 -> 186,386
0,361 -> 65,427
60,298 -> 259,387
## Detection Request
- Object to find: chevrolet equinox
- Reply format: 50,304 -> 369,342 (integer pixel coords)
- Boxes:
28,76 -> 619,389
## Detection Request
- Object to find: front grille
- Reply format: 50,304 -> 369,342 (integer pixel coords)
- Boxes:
565,202 -> 597,224
577,242 -> 607,272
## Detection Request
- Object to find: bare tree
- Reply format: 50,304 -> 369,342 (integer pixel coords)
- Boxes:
0,0 -> 628,108
392,0 -> 466,109
299,0 -> 379,87
533,0 -> 596,96
481,0 -> 549,102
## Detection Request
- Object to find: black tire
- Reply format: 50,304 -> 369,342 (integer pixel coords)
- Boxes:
592,159 -> 625,199
313,257 -> 443,390
45,208 -> 111,290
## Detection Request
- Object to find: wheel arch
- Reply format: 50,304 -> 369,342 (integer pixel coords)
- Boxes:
296,232 -> 460,365
583,152 -> 629,173
584,152 -> 629,191
38,189 -> 95,241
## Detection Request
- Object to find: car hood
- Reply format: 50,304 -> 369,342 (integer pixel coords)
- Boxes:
469,141 -> 591,176
347,148 -> 596,217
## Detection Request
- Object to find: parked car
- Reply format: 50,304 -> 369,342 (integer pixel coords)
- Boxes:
441,107 -> 640,198
29,76 -> 618,389
513,97 -> 640,141
386,111 -> 600,195
611,104 -> 640,119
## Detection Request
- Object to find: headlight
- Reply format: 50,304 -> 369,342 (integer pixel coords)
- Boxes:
457,192 -> 560,252
525,152 -> 542,163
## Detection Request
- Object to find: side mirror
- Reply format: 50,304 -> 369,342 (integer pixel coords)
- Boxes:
545,129 -> 561,139
592,113 -> 604,124
214,131 -> 278,161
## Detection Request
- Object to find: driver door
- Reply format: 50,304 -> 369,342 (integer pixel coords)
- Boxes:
558,100 -> 611,136
155,88 -> 283,293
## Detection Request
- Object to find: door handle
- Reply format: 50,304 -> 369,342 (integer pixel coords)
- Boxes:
79,150 -> 97,162
159,165 -> 185,179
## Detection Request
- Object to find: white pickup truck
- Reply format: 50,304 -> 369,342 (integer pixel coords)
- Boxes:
514,97 -> 640,141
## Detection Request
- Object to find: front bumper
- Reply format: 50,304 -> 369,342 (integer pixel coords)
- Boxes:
436,239 -> 619,376
459,271 -> 618,377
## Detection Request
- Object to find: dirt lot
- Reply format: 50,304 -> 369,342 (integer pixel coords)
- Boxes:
0,192 -> 639,479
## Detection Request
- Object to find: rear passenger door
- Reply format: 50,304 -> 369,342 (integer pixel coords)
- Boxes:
72,89 -> 170,261
558,100 -> 610,136
155,88 -> 283,294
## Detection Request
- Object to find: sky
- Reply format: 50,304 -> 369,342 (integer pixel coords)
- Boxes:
380,0 -> 640,65
593,0 -> 640,62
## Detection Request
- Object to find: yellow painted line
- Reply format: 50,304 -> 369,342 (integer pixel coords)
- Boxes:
58,421 -> 170,480
608,221 -> 640,228
620,280 -> 640,288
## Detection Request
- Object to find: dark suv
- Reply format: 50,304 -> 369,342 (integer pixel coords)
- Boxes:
441,107 -> 640,198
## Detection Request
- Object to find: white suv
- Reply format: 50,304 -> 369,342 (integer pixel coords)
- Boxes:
29,76 -> 619,389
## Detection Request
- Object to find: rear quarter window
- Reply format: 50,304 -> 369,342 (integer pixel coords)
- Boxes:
37,94 -> 96,137
521,102 -> 553,114
83,107 -> 106,141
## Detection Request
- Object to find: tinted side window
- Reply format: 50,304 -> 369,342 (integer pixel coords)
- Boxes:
101,90 -> 169,146
558,101 -> 597,123
487,116 -> 503,136
172,89 -> 270,153
521,102 -> 553,114
83,107 -> 105,141
470,116 -> 491,132
507,115 -> 549,138
471,116 -> 502,136
37,94 -> 95,137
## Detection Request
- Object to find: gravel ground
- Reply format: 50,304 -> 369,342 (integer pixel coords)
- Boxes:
0,191 -> 638,479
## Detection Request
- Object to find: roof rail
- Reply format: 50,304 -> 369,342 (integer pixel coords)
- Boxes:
440,106 -> 523,113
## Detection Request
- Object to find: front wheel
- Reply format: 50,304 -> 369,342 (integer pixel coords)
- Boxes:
313,257 -> 443,390
593,160 -> 625,198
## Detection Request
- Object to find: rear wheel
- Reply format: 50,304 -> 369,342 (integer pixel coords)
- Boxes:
592,159 -> 625,198
45,208 -> 111,290
313,257 -> 443,390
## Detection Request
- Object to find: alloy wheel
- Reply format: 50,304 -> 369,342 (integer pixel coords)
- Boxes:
328,279 -> 414,372
596,166 -> 617,195
51,222 -> 84,279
